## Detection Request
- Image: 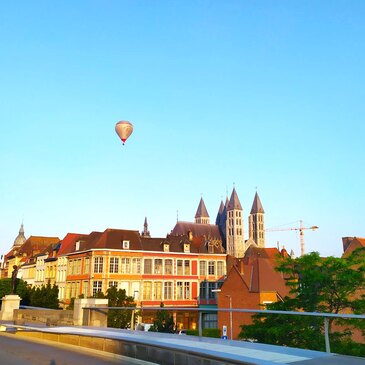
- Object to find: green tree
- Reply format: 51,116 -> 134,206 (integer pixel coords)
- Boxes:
106,286 -> 136,329
149,303 -> 176,333
239,249 -> 365,356
0,278 -> 29,305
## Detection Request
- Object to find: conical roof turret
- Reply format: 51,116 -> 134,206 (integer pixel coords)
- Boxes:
227,188 -> 242,210
215,200 -> 225,225
250,192 -> 265,214
195,197 -> 210,218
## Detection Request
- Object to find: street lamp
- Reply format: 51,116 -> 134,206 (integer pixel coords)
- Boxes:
225,295 -> 232,341
212,289 -> 233,341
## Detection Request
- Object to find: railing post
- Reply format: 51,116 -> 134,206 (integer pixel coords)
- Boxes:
198,311 -> 202,338
324,317 -> 331,353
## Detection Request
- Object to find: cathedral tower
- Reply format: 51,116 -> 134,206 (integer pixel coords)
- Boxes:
195,197 -> 210,224
248,192 -> 265,247
226,188 -> 245,257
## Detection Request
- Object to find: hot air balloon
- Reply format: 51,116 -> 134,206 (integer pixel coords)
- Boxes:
115,121 -> 133,145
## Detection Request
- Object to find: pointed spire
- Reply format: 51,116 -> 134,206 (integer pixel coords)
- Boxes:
141,217 -> 151,238
195,197 -> 210,219
215,200 -> 225,225
227,188 -> 242,211
250,192 -> 265,214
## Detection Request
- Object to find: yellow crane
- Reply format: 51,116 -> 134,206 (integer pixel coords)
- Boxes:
266,220 -> 319,256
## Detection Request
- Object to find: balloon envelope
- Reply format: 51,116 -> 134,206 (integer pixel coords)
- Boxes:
115,121 -> 133,145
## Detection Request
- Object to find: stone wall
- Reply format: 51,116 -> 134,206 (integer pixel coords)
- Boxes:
14,309 -> 74,326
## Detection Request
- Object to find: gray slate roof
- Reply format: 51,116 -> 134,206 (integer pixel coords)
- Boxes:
195,197 -> 210,218
227,188 -> 242,210
250,192 -> 265,214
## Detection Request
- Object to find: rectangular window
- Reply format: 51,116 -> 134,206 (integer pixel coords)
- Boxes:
154,281 -> 162,300
94,257 -> 104,273
121,258 -> 130,274
199,261 -> 207,276
144,259 -> 152,274
208,261 -> 215,275
217,261 -> 224,276
92,281 -> 103,296
109,281 -> 118,288
82,281 -> 89,297
109,257 -> 119,273
199,281 -> 207,300
154,259 -> 163,274
177,260 -> 183,275
176,282 -> 183,300
84,258 -> 90,274
164,282 -> 172,300
184,260 -> 190,275
184,282 -> 190,299
165,259 -> 173,275
208,282 -> 215,299
143,281 -> 152,300
132,258 -> 141,274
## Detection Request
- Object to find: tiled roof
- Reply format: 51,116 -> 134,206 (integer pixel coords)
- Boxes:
6,236 -> 60,259
58,233 -> 90,256
171,221 -> 222,240
236,252 -> 289,298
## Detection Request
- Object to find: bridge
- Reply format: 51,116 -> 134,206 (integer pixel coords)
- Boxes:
1,322 -> 364,365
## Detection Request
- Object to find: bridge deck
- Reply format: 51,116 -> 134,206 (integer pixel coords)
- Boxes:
1,323 -> 364,365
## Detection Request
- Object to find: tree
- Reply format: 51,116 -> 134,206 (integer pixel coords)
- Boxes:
149,303 -> 176,333
106,286 -> 136,329
239,248 -> 365,356
0,278 -> 29,305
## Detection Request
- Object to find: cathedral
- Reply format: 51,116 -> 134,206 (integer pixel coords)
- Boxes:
171,188 -> 265,258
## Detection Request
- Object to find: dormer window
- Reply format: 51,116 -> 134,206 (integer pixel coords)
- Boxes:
184,243 -> 190,253
122,240 -> 130,249
163,244 -> 169,252
208,243 -> 214,254
75,240 -> 80,251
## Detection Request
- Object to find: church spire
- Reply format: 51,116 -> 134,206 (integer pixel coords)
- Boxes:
195,197 -> 210,224
141,217 -> 151,238
226,188 -> 244,257
249,192 -> 265,247
250,192 -> 265,214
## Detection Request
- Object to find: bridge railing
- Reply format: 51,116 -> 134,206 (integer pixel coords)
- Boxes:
82,305 -> 365,353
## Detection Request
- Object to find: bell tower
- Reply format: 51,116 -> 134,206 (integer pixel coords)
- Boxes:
226,188 -> 245,257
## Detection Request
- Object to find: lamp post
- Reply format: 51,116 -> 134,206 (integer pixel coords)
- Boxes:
226,295 -> 232,341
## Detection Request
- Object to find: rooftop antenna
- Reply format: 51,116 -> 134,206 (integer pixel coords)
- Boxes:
176,210 -> 179,222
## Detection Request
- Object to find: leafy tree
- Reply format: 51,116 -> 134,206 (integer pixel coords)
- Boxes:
239,249 -> 365,356
106,286 -> 136,329
149,303 -> 176,333
0,278 -> 29,306
28,283 -> 60,309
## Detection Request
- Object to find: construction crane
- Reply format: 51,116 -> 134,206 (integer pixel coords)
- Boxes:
266,220 -> 319,256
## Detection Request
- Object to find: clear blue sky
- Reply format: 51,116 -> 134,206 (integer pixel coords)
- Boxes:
1,1 -> 364,257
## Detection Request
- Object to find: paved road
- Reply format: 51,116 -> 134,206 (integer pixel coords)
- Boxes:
0,332 -> 156,365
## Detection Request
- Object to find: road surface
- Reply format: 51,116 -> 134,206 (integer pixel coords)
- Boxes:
0,332 -> 156,365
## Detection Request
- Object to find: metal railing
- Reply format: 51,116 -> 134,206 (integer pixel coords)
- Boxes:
83,305 -> 365,353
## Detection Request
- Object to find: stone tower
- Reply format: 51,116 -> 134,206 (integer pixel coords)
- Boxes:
226,188 -> 245,257
248,192 -> 265,247
195,198 -> 210,224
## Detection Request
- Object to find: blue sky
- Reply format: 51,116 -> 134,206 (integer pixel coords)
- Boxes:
1,1 -> 364,257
